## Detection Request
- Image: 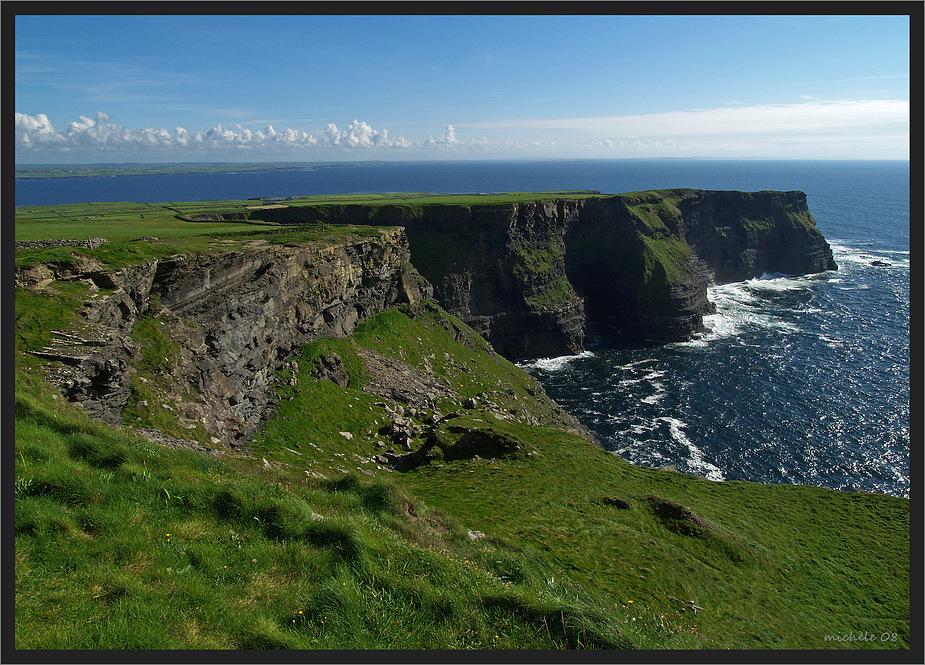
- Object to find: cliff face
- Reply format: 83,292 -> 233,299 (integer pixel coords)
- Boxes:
562,195 -> 716,345
24,229 -> 432,445
399,200 -> 588,360
351,190 -> 836,355
565,190 -> 837,344
676,190 -> 838,282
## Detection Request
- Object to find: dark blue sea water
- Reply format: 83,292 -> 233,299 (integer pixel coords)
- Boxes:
15,160 -> 911,497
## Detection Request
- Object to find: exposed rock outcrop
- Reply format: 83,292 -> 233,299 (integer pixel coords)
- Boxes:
23,229 -> 432,446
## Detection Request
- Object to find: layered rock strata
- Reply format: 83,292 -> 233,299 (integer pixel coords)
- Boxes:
21,229 -> 432,445
19,189 -> 837,447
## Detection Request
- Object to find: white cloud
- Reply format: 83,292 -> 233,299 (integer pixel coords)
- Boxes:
449,100 -> 909,159
14,113 -> 435,158
425,124 -> 459,147
14,112 -> 64,146
461,100 -> 909,139
13,99 -> 909,161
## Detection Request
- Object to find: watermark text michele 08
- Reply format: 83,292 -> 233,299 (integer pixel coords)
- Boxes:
824,631 -> 899,644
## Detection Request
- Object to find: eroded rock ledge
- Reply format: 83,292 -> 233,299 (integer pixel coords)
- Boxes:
22,229 -> 432,445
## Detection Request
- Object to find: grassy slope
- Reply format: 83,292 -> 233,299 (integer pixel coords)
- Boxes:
13,354 -> 683,651
260,303 -> 910,650
13,196 -> 912,652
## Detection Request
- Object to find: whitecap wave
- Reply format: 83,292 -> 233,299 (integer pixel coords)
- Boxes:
618,358 -> 659,370
678,277 -> 804,347
659,417 -> 725,481
819,334 -> 844,348
745,272 -> 823,293
829,241 -> 909,269
517,350 -> 595,372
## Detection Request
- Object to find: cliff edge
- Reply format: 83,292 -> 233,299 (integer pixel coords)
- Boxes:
17,228 -> 432,445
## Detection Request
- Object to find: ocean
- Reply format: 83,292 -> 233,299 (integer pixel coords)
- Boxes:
14,159 -> 911,498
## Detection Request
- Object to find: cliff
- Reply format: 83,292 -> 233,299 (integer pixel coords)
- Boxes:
252,190 -> 836,356
14,196 -> 908,653
565,189 -> 837,345
17,189 -> 836,447
18,228 -> 432,445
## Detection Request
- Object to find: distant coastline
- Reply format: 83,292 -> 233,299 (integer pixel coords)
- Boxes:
13,162 -> 321,179
15,158 -> 910,180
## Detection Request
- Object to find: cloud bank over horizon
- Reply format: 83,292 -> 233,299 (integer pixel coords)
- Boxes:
14,98 -> 909,163
14,112 -> 463,160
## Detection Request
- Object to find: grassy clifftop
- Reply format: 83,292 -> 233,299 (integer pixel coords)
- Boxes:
13,195 -> 910,653
15,368 -> 652,650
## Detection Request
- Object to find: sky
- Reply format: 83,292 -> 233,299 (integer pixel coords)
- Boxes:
13,13 -> 913,163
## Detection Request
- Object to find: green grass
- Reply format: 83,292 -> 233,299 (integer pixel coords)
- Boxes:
512,235 -> 567,277
249,303 -> 910,650
524,274 -> 578,308
15,368 -> 678,651
14,201 -> 252,243
395,417 -> 910,649
14,194 -> 912,652
249,302 -> 574,478
638,234 -> 694,288
15,283 -> 96,353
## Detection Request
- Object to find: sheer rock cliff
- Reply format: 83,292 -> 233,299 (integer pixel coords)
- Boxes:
21,229 -> 432,445
265,190 -> 835,356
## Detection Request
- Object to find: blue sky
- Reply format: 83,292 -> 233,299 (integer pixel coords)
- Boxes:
14,13 -> 912,163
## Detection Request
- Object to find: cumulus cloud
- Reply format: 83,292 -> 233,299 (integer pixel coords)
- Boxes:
15,112 -> 64,146
424,124 -> 459,147
14,99 -> 910,161
14,112 -> 457,158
